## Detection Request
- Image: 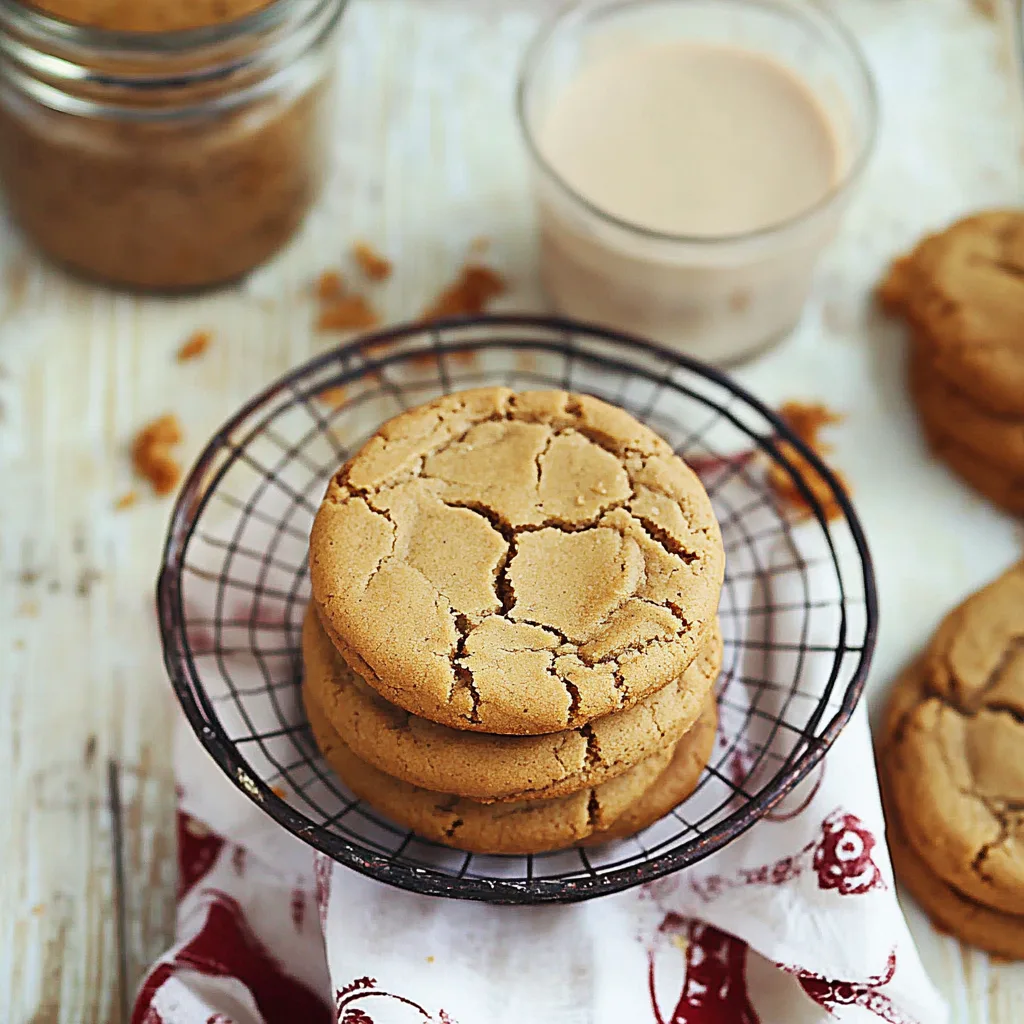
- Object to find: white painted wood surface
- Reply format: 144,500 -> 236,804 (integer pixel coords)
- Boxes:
2,0 -> 1024,1020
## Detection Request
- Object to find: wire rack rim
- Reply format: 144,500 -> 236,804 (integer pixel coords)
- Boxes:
156,313 -> 879,905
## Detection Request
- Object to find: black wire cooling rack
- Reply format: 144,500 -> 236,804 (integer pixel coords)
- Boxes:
157,315 -> 877,904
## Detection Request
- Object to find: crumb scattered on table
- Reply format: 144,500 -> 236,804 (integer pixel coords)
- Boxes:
316,385 -> 347,409
132,413 -> 183,496
31,903 -> 45,916
17,601 -> 38,617
315,269 -> 346,301
422,264 -> 506,321
271,784 -> 288,799
177,330 -> 212,363
426,955 -> 435,964
352,241 -> 392,281
317,295 -> 380,332
114,491 -> 138,512
767,400 -> 849,521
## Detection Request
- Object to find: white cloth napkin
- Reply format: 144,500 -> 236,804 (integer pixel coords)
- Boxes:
135,523 -> 947,1024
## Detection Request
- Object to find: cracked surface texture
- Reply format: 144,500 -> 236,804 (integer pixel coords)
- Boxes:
881,759 -> 1024,959
303,678 -> 675,855
881,562 -> 1024,915
882,210 -> 1024,417
583,699 -> 717,846
302,606 -> 722,802
309,388 -> 724,735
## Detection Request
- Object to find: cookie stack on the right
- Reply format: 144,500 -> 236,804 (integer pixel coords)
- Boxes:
878,562 -> 1024,959
880,210 -> 1024,513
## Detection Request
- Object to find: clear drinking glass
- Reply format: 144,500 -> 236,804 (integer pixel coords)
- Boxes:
517,0 -> 878,365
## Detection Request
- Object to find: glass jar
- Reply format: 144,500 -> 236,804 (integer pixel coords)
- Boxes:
517,0 -> 877,365
0,0 -> 346,291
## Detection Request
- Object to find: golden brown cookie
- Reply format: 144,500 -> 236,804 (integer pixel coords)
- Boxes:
882,565 -> 1024,916
918,415 -> 1024,513
304,679 -> 678,855
882,210 -> 1024,417
910,347 -> 1024,472
303,606 -> 723,803
909,348 -> 1024,512
584,699 -> 718,845
882,771 -> 1024,960
309,388 -> 724,736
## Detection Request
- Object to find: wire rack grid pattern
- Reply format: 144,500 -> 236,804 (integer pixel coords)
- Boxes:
157,316 -> 876,904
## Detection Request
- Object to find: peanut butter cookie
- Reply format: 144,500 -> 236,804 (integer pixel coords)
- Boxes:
309,388 -> 724,735
584,699 -> 717,845
882,210 -> 1024,417
883,770 -> 1024,960
304,680 -> 677,855
302,606 -> 722,802
910,347 -> 1024,472
882,564 -> 1024,915
910,348 -> 1024,512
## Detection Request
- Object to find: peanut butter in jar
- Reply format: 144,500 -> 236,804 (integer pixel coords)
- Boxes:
0,0 -> 347,291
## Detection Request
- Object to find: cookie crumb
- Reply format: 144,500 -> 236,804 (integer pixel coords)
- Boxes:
426,955 -> 435,964
177,330 -> 212,363
353,241 -> 392,281
317,295 -> 380,332
767,401 -> 849,521
31,903 -> 45,916
114,491 -> 138,512
778,400 -> 842,441
422,264 -> 506,321
271,784 -> 288,799
317,385 -> 348,410
469,236 -> 490,255
132,414 -> 183,496
315,269 -> 346,301
18,600 -> 39,617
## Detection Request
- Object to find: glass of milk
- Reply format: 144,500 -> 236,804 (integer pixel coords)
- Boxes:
517,0 -> 877,365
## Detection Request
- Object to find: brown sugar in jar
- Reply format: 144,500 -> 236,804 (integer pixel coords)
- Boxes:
0,0 -> 346,291
23,0 -> 276,33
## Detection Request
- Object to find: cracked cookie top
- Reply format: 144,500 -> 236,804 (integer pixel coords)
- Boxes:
309,388 -> 724,735
882,210 -> 1024,417
881,561 -> 1024,914
303,604 -> 722,802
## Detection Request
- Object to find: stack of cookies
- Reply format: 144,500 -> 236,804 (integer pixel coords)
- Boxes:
304,387 -> 726,854
878,562 -> 1024,959
879,210 -> 1024,513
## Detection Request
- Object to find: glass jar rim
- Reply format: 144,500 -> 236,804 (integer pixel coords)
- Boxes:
515,0 -> 879,248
